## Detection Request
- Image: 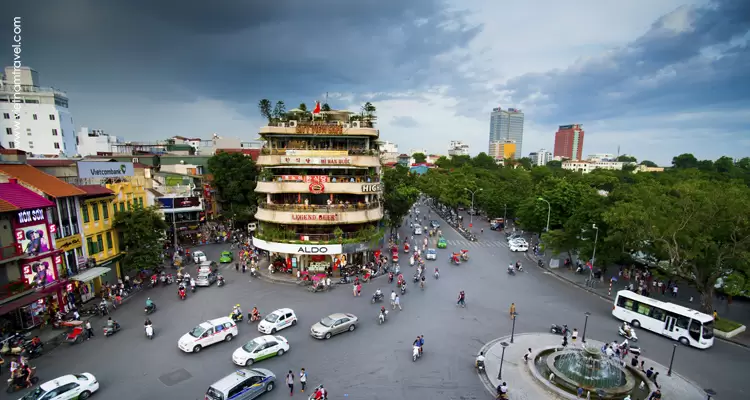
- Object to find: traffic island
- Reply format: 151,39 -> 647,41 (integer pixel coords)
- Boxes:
478,333 -> 708,400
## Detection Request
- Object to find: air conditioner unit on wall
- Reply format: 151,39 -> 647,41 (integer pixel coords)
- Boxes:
279,122 -> 287,128
343,123 -> 351,128
288,120 -> 298,127
352,121 -> 361,128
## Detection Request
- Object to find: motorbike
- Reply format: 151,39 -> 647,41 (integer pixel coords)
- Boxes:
400,285 -> 406,295
306,385 -> 329,400
166,274 -> 174,285
412,274 -> 420,283
371,292 -> 384,303
412,346 -> 421,362
179,290 -> 186,300
145,304 -> 157,315
618,326 -> 638,341
409,256 -> 415,266
507,267 -> 515,275
476,359 -> 485,371
550,324 -> 569,336
434,270 -> 439,279
217,277 -> 225,287
103,323 -> 121,337
460,250 -> 469,261
538,259 -> 544,268
145,325 -> 154,340
6,367 -> 38,393
0,341 -> 23,356
248,313 -> 262,323
450,254 -> 461,265
230,312 -> 244,323
378,310 -> 388,324
190,284 -> 196,293
393,265 -> 401,276
22,342 -> 43,359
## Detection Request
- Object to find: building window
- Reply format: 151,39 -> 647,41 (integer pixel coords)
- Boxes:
7,142 -> 14,149
49,114 -> 56,120
119,203 -> 125,212
106,232 -> 113,250
26,128 -> 31,136
2,113 -> 9,119
97,234 -> 104,254
5,127 -> 11,135
92,203 -> 100,221
52,129 -> 58,136
86,237 -> 95,254
139,197 -> 144,207
28,142 -> 34,149
101,202 -> 109,219
54,143 -> 60,149
127,201 -> 131,211
33,114 -> 37,120
82,204 -> 90,223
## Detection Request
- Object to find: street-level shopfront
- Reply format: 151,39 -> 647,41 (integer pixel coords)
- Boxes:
252,237 -> 381,276
69,254 -> 122,304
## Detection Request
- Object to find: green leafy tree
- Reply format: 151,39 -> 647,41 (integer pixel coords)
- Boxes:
272,101 -> 286,120
546,160 -> 563,168
321,103 -> 331,112
471,153 -> 497,169
362,102 -> 376,119
382,165 -> 419,233
640,160 -> 658,168
671,153 -> 699,169
115,205 -> 168,274
298,103 -> 307,112
517,157 -> 533,170
207,152 -> 258,225
616,155 -> 637,162
258,99 -> 272,122
412,152 -> 427,163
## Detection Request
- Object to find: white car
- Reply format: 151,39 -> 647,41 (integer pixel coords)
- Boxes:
510,242 -> 529,252
21,373 -> 99,400
231,335 -> 290,366
509,238 -> 528,246
192,250 -> 207,264
258,308 -> 298,334
414,227 -> 423,235
178,317 -> 238,353
425,248 -> 437,260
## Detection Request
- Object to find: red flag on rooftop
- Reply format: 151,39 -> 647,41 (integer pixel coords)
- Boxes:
312,101 -> 321,114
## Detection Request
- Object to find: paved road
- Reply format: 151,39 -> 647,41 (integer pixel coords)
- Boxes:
15,202 -> 749,400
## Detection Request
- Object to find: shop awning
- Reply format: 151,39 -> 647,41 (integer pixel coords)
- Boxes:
70,267 -> 111,282
0,292 -> 47,317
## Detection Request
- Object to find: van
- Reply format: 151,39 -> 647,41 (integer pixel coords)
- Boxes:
205,368 -> 276,400
178,316 -> 238,353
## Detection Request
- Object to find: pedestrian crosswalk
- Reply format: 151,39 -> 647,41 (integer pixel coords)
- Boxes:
442,239 -> 508,248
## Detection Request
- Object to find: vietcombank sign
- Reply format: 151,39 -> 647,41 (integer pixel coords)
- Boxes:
77,161 -> 135,179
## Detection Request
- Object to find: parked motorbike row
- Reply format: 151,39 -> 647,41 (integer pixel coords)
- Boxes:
0,332 -> 44,359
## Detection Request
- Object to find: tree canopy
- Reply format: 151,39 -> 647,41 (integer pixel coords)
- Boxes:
382,165 -> 420,233
207,152 -> 258,224
115,205 -> 168,274
412,152 -> 427,163
415,152 -> 750,312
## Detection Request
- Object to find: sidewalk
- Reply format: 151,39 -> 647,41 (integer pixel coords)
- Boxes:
527,252 -> 750,347
480,333 -> 707,400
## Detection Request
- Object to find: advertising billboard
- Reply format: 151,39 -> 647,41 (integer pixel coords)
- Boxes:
22,256 -> 57,288
15,223 -> 51,256
77,161 -> 134,179
158,197 -> 200,209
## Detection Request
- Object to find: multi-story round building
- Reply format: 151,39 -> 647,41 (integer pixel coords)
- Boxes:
253,109 -> 384,276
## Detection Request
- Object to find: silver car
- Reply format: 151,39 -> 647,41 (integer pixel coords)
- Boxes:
310,313 -> 358,340
195,272 -> 217,287
205,368 -> 275,400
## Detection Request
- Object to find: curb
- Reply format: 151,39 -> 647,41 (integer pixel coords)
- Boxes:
255,272 -> 298,286
527,253 -> 750,349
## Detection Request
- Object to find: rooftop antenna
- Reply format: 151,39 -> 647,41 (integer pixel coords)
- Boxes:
617,145 -> 620,158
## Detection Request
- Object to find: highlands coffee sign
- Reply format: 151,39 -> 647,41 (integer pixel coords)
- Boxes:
252,237 -> 342,255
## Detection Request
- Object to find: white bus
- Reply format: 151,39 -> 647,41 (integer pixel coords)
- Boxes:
612,290 -> 714,349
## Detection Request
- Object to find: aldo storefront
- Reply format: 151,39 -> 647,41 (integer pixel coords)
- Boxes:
0,181 -> 68,329
251,237 -> 342,275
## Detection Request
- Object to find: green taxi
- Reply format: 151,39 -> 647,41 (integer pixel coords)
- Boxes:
219,251 -> 234,263
437,237 -> 447,249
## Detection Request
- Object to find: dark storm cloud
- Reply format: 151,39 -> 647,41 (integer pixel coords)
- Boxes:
495,0 -> 750,124
391,116 -> 419,128
4,0 -> 481,108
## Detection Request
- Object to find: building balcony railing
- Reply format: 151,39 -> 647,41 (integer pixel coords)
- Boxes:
255,202 -> 383,225
260,148 -> 378,156
260,120 -> 379,137
0,244 -> 23,262
256,177 -> 382,194
256,154 -> 381,167
260,175 -> 379,183
254,228 -> 384,245
0,279 -> 36,303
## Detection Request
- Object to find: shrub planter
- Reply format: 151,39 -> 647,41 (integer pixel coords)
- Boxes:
714,324 -> 746,339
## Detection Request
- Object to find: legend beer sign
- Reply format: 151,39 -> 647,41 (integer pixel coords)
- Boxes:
292,214 -> 337,222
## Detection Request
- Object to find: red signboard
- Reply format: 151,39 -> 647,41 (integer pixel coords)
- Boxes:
291,214 -> 337,222
308,182 -> 325,194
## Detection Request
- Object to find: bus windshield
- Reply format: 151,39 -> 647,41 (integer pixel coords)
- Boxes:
702,321 -> 714,339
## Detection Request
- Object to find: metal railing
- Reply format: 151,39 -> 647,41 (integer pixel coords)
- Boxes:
260,175 -> 380,183
266,121 -> 375,128
0,244 -> 22,261
260,148 -> 378,156
258,202 -> 381,212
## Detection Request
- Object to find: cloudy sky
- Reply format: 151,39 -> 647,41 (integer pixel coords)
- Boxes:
5,0 -> 749,165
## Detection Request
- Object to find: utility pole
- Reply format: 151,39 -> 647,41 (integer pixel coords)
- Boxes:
503,204 -> 507,230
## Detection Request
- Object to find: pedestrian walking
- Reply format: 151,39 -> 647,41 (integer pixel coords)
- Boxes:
671,285 -> 678,297
394,294 -> 402,310
299,368 -> 307,392
352,284 -> 357,297
285,370 -> 294,396
457,291 -> 466,307
571,328 -> 578,342
509,302 -> 516,319
390,290 -> 396,308
85,319 -> 94,339
356,283 -> 362,296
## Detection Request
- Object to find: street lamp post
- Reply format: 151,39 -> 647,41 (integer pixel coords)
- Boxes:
537,198 -> 551,232
591,224 -> 599,276
510,312 -> 518,343
464,188 -> 482,227
667,344 -> 677,376
497,341 -> 510,380
582,312 -> 591,343
503,204 -> 507,231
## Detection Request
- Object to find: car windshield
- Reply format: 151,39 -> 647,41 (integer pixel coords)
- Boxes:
242,339 -> 261,352
265,313 -> 280,323
20,387 -> 48,400
194,251 -> 204,256
222,252 -> 230,256
205,387 -> 224,400
703,321 -> 714,339
319,316 -> 336,327
197,273 -> 210,280
428,250 -> 436,254
188,325 -> 206,338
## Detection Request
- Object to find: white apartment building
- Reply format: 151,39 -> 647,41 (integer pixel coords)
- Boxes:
528,149 -> 553,166
562,160 -> 634,174
448,140 -> 470,157
378,141 -> 398,154
0,67 -> 76,156
586,153 -> 616,162
76,127 -> 123,156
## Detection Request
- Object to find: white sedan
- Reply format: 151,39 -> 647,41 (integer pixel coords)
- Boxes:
414,227 -> 423,235
232,335 -> 290,366
192,250 -> 207,263
425,248 -> 437,260
21,373 -> 100,400
510,241 -> 529,252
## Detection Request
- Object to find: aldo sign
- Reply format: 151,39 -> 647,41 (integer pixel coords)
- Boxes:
251,237 -> 342,255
